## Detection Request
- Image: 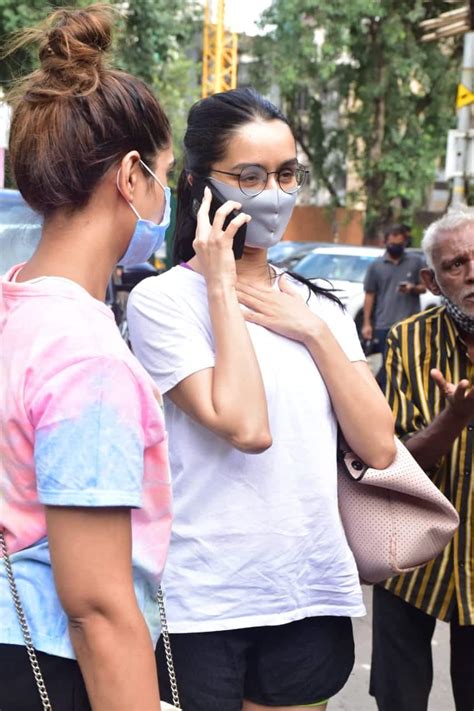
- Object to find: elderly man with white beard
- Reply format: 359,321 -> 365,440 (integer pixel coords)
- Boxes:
369,211 -> 474,711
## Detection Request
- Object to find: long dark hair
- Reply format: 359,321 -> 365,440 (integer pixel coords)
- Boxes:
173,87 -> 341,306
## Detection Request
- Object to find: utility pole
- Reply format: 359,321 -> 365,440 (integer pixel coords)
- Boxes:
421,2 -> 474,207
452,30 -> 474,206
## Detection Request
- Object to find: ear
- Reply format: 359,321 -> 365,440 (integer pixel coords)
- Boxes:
420,267 -> 441,295
187,173 -> 194,187
116,151 -> 141,203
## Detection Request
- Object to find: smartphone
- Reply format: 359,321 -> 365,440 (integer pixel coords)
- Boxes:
190,177 -> 247,260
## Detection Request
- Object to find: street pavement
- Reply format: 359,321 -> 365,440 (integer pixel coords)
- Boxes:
332,576 -> 453,710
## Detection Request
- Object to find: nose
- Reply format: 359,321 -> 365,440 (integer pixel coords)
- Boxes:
266,172 -> 279,190
466,258 -> 474,282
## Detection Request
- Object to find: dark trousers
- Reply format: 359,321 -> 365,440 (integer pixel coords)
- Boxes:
370,586 -> 474,711
0,643 -> 91,711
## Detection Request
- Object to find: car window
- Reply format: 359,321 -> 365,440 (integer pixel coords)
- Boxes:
295,253 -> 376,282
267,242 -> 304,261
0,190 -> 42,272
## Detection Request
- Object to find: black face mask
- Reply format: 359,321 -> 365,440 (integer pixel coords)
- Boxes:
386,244 -> 404,258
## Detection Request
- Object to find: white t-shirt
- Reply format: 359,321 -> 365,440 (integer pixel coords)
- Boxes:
127,265 -> 366,633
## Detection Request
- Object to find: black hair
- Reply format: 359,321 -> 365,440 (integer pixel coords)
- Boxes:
384,224 -> 407,241
173,87 -> 342,307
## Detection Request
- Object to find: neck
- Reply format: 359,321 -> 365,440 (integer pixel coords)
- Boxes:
235,247 -> 273,287
188,246 -> 273,288
15,206 -> 120,301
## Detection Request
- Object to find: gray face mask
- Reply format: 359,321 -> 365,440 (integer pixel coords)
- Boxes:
210,178 -> 297,249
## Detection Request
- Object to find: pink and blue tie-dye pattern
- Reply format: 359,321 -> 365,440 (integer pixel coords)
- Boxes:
0,265 -> 172,658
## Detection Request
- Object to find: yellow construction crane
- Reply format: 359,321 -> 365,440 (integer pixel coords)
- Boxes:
202,0 -> 238,98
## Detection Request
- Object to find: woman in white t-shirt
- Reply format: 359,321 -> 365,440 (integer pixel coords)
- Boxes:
127,87 -> 395,711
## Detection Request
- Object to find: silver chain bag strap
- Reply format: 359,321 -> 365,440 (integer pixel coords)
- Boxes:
0,530 -> 52,710
156,588 -> 182,710
1,529 -> 181,711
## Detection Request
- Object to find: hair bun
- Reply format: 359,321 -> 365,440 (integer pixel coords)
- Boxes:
37,4 -> 114,96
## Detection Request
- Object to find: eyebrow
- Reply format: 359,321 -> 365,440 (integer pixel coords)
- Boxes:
229,158 -> 298,170
441,251 -> 470,268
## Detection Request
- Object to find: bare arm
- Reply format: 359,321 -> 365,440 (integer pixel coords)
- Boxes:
168,187 -> 272,453
237,277 -> 395,469
46,506 -> 161,711
404,369 -> 474,470
362,291 -> 375,340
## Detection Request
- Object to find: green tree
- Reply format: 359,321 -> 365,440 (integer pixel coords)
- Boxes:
114,0 -> 202,155
250,0 -> 460,237
0,0 -> 202,160
0,0 -> 83,84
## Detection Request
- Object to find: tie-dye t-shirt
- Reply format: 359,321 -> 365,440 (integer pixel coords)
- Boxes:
0,264 -> 172,659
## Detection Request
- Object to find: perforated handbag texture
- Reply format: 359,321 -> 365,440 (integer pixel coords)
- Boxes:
337,438 -> 459,584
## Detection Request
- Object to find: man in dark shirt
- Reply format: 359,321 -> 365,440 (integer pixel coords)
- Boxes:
362,224 -> 426,350
370,211 -> 474,711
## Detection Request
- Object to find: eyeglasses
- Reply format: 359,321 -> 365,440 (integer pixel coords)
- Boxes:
211,163 -> 310,196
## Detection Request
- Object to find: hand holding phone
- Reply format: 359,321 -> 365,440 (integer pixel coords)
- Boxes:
191,178 -> 247,260
398,281 -> 412,294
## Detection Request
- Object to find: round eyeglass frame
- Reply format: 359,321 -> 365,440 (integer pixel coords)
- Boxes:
210,163 -> 310,196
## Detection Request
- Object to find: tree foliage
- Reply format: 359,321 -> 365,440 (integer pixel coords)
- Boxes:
114,0 -> 202,153
250,0 -> 461,236
0,0 -> 202,160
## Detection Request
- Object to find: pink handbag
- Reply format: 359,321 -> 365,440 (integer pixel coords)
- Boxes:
338,436 -> 460,584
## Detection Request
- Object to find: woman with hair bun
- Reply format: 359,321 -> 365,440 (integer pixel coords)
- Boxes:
128,88 -> 396,710
0,5 -> 174,709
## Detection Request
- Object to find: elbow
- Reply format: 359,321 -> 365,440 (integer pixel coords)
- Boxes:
366,439 -> 397,470
230,428 -> 273,453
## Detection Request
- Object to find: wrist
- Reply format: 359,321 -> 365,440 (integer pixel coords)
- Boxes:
446,402 -> 471,426
302,319 -> 329,348
206,281 -> 238,302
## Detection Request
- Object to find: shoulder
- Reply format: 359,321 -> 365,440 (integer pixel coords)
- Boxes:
389,305 -> 446,347
369,256 -> 386,271
132,266 -> 202,297
129,266 -> 206,313
405,252 -> 425,266
363,257 -> 384,285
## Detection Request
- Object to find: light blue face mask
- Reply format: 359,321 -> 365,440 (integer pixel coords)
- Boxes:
118,159 -> 171,267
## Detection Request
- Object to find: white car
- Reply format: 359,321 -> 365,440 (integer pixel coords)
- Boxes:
292,244 -> 442,334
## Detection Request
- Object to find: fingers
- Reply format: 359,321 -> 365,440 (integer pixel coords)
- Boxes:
431,369 -> 472,404
196,185 -> 212,225
211,199 -> 245,233
236,287 -> 273,315
236,281 -> 273,300
277,274 -> 299,296
452,379 -> 472,404
241,309 -> 269,328
223,211 -> 251,240
430,368 -> 448,393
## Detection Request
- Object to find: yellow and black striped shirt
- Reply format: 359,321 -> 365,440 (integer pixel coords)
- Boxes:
382,306 -> 473,626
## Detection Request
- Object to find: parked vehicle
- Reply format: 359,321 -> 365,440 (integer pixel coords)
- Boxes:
0,189 -> 41,273
292,244 -> 441,335
0,189 -> 158,336
268,240 -> 333,270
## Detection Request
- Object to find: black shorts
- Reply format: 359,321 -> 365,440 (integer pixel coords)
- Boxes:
156,615 -> 354,710
0,643 -> 91,711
